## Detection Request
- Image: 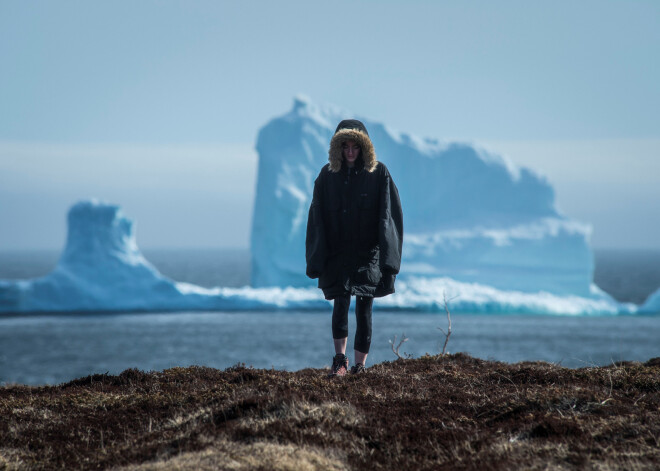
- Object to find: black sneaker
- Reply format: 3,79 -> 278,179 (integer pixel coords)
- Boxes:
350,363 -> 366,374
328,353 -> 349,377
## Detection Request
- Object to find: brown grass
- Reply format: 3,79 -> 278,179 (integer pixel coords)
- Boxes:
1,354 -> 659,470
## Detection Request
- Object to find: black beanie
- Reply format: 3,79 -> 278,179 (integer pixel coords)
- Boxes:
335,119 -> 369,137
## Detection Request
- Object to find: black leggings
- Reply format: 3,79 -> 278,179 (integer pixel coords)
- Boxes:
332,293 -> 373,354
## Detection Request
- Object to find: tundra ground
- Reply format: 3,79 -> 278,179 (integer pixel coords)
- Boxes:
1,354 -> 659,470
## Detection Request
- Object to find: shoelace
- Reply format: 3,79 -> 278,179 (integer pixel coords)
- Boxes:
351,364 -> 365,373
332,355 -> 346,371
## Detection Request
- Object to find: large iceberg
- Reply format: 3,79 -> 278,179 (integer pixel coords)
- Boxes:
252,96 -> 593,296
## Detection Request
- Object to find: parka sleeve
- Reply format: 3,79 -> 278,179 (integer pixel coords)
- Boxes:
378,166 -> 404,275
305,171 -> 327,279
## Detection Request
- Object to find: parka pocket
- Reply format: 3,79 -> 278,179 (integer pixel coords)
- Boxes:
358,192 -> 377,210
354,247 -> 381,286
324,198 -> 342,248
358,194 -> 379,246
325,197 -> 341,211
319,256 -> 341,289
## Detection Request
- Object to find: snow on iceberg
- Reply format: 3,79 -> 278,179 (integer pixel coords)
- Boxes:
0,200 -> 645,314
252,96 -> 594,296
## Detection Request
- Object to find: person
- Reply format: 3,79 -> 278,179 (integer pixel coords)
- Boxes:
305,119 -> 403,377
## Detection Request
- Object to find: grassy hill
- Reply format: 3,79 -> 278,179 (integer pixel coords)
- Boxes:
1,354 -> 659,470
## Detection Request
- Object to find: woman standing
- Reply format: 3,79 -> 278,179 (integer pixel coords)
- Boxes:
306,119 -> 403,376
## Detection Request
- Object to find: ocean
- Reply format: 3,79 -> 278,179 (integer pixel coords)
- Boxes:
1,248 -> 659,385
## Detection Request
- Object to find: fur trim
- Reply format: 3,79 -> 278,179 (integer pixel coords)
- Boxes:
328,128 -> 377,173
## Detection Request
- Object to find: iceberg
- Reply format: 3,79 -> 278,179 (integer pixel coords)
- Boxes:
0,201 -> 330,313
0,97 -> 656,315
0,199 -> 641,314
252,96 -> 593,296
640,288 -> 660,314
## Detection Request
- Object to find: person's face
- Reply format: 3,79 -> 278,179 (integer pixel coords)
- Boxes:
342,140 -> 361,166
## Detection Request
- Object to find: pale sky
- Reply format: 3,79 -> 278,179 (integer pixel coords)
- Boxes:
1,1 -> 659,250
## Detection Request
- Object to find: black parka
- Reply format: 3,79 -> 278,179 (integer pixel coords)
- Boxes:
305,121 -> 403,300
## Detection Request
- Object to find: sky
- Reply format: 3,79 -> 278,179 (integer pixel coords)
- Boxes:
1,0 -> 659,250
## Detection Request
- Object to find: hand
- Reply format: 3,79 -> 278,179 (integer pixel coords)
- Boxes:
378,273 -> 395,293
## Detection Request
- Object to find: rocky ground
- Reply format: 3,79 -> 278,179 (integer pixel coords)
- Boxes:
1,354 -> 659,470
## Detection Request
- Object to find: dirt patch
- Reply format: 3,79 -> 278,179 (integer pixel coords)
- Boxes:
113,438 -> 348,471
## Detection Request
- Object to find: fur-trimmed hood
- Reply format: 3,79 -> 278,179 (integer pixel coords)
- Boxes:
328,120 -> 377,173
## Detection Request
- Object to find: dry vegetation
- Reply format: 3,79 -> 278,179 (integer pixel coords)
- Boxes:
1,354 -> 659,470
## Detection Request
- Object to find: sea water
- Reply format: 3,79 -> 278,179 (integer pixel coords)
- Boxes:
1,249 -> 659,385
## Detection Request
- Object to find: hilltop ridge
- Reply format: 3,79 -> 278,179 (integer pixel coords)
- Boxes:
2,354 -> 659,470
